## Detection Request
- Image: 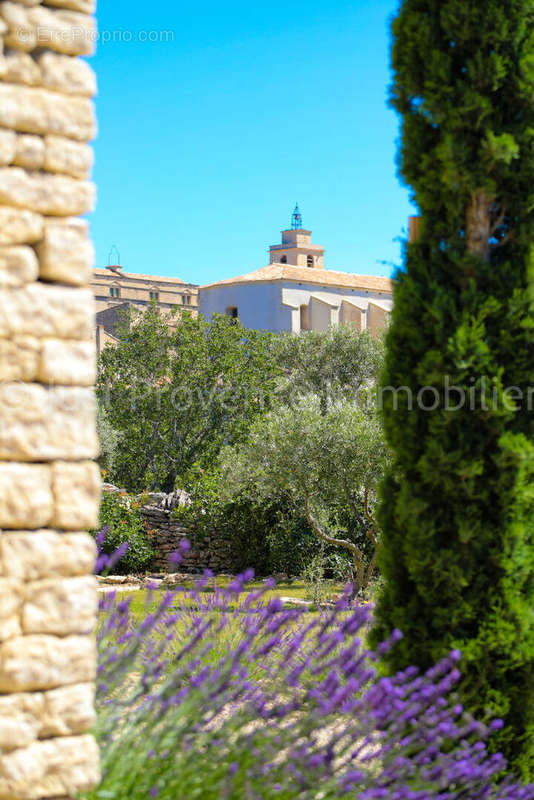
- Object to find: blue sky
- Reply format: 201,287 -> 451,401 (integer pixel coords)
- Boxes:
90,0 -> 414,285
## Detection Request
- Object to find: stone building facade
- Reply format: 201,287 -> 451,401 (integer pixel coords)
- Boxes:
200,208 -> 393,335
0,1 -> 100,797
92,264 -> 198,353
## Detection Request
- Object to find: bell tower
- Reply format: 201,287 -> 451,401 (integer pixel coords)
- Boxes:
269,204 -> 325,268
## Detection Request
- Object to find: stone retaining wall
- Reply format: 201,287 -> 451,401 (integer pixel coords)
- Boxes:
141,504 -> 237,574
0,1 -> 100,797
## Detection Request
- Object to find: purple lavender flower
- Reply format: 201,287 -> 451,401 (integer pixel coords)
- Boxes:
91,572 -> 534,800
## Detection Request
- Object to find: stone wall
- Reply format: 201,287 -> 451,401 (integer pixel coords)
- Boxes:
140,495 -> 237,574
0,1 -> 100,798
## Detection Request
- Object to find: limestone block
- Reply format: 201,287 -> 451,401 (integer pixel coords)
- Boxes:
0,129 -> 16,165
44,134 -> 93,178
51,460 -> 100,527
0,245 -> 39,287
0,205 -> 43,245
45,0 -> 95,13
36,5 -> 96,56
0,692 -> 43,751
41,683 -> 96,738
0,167 -> 95,215
0,383 -> 98,461
22,576 -> 97,635
0,1 -> 37,50
0,684 -> 95,749
37,216 -> 94,283
0,84 -> 95,141
40,338 -> 96,386
0,337 -> 40,381
0,579 -> 23,641
13,134 -> 45,169
0,284 -> 94,339
0,463 -> 52,528
0,531 -> 97,580
0,634 -> 96,691
38,51 -> 96,98
0,734 -> 100,799
4,49 -> 41,86
1,2 -> 96,57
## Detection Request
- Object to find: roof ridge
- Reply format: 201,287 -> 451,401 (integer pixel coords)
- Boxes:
200,263 -> 393,292
92,268 -> 192,285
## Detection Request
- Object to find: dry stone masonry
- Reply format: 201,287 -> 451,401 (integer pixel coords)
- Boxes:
0,0 -> 100,797
137,492 -> 238,574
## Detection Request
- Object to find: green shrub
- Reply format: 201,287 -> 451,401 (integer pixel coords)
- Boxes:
174,467 -> 321,577
91,492 -> 154,575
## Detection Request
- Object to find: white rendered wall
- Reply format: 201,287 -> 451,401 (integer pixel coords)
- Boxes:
200,282 -> 293,333
199,280 -> 392,334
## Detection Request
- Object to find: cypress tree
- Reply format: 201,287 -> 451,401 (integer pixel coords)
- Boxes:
370,0 -> 534,777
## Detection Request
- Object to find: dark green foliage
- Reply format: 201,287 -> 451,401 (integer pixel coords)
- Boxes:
273,326 -> 384,410
174,467 -> 322,577
219,396 -> 388,590
371,0 -> 534,778
96,402 -> 120,476
91,492 -> 154,575
97,308 -> 279,492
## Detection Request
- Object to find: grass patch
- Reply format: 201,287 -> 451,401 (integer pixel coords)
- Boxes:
110,578 -> 346,618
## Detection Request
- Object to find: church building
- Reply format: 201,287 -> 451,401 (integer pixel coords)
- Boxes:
199,206 -> 393,335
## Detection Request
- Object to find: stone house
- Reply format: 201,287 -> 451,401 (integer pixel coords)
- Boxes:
91,259 -> 199,352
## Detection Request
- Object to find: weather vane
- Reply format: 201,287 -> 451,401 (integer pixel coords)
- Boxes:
291,203 -> 303,230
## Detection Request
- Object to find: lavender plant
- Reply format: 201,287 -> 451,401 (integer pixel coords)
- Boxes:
88,562 -> 534,800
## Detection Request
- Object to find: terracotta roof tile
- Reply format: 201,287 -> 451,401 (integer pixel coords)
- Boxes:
200,264 -> 393,293
92,268 -> 195,287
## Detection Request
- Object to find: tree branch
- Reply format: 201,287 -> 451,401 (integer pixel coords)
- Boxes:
304,497 -> 363,562
363,488 -> 379,548
364,546 -> 379,586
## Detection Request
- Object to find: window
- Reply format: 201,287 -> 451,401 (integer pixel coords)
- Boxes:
181,295 -> 191,305
109,287 -> 120,298
226,306 -> 238,322
280,255 -> 287,264
307,255 -> 314,268
149,291 -> 159,301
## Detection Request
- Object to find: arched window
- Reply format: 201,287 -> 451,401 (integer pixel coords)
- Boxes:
307,255 -> 314,267
280,255 -> 287,264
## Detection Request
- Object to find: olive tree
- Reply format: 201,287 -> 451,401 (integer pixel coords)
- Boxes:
220,395 -> 389,593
